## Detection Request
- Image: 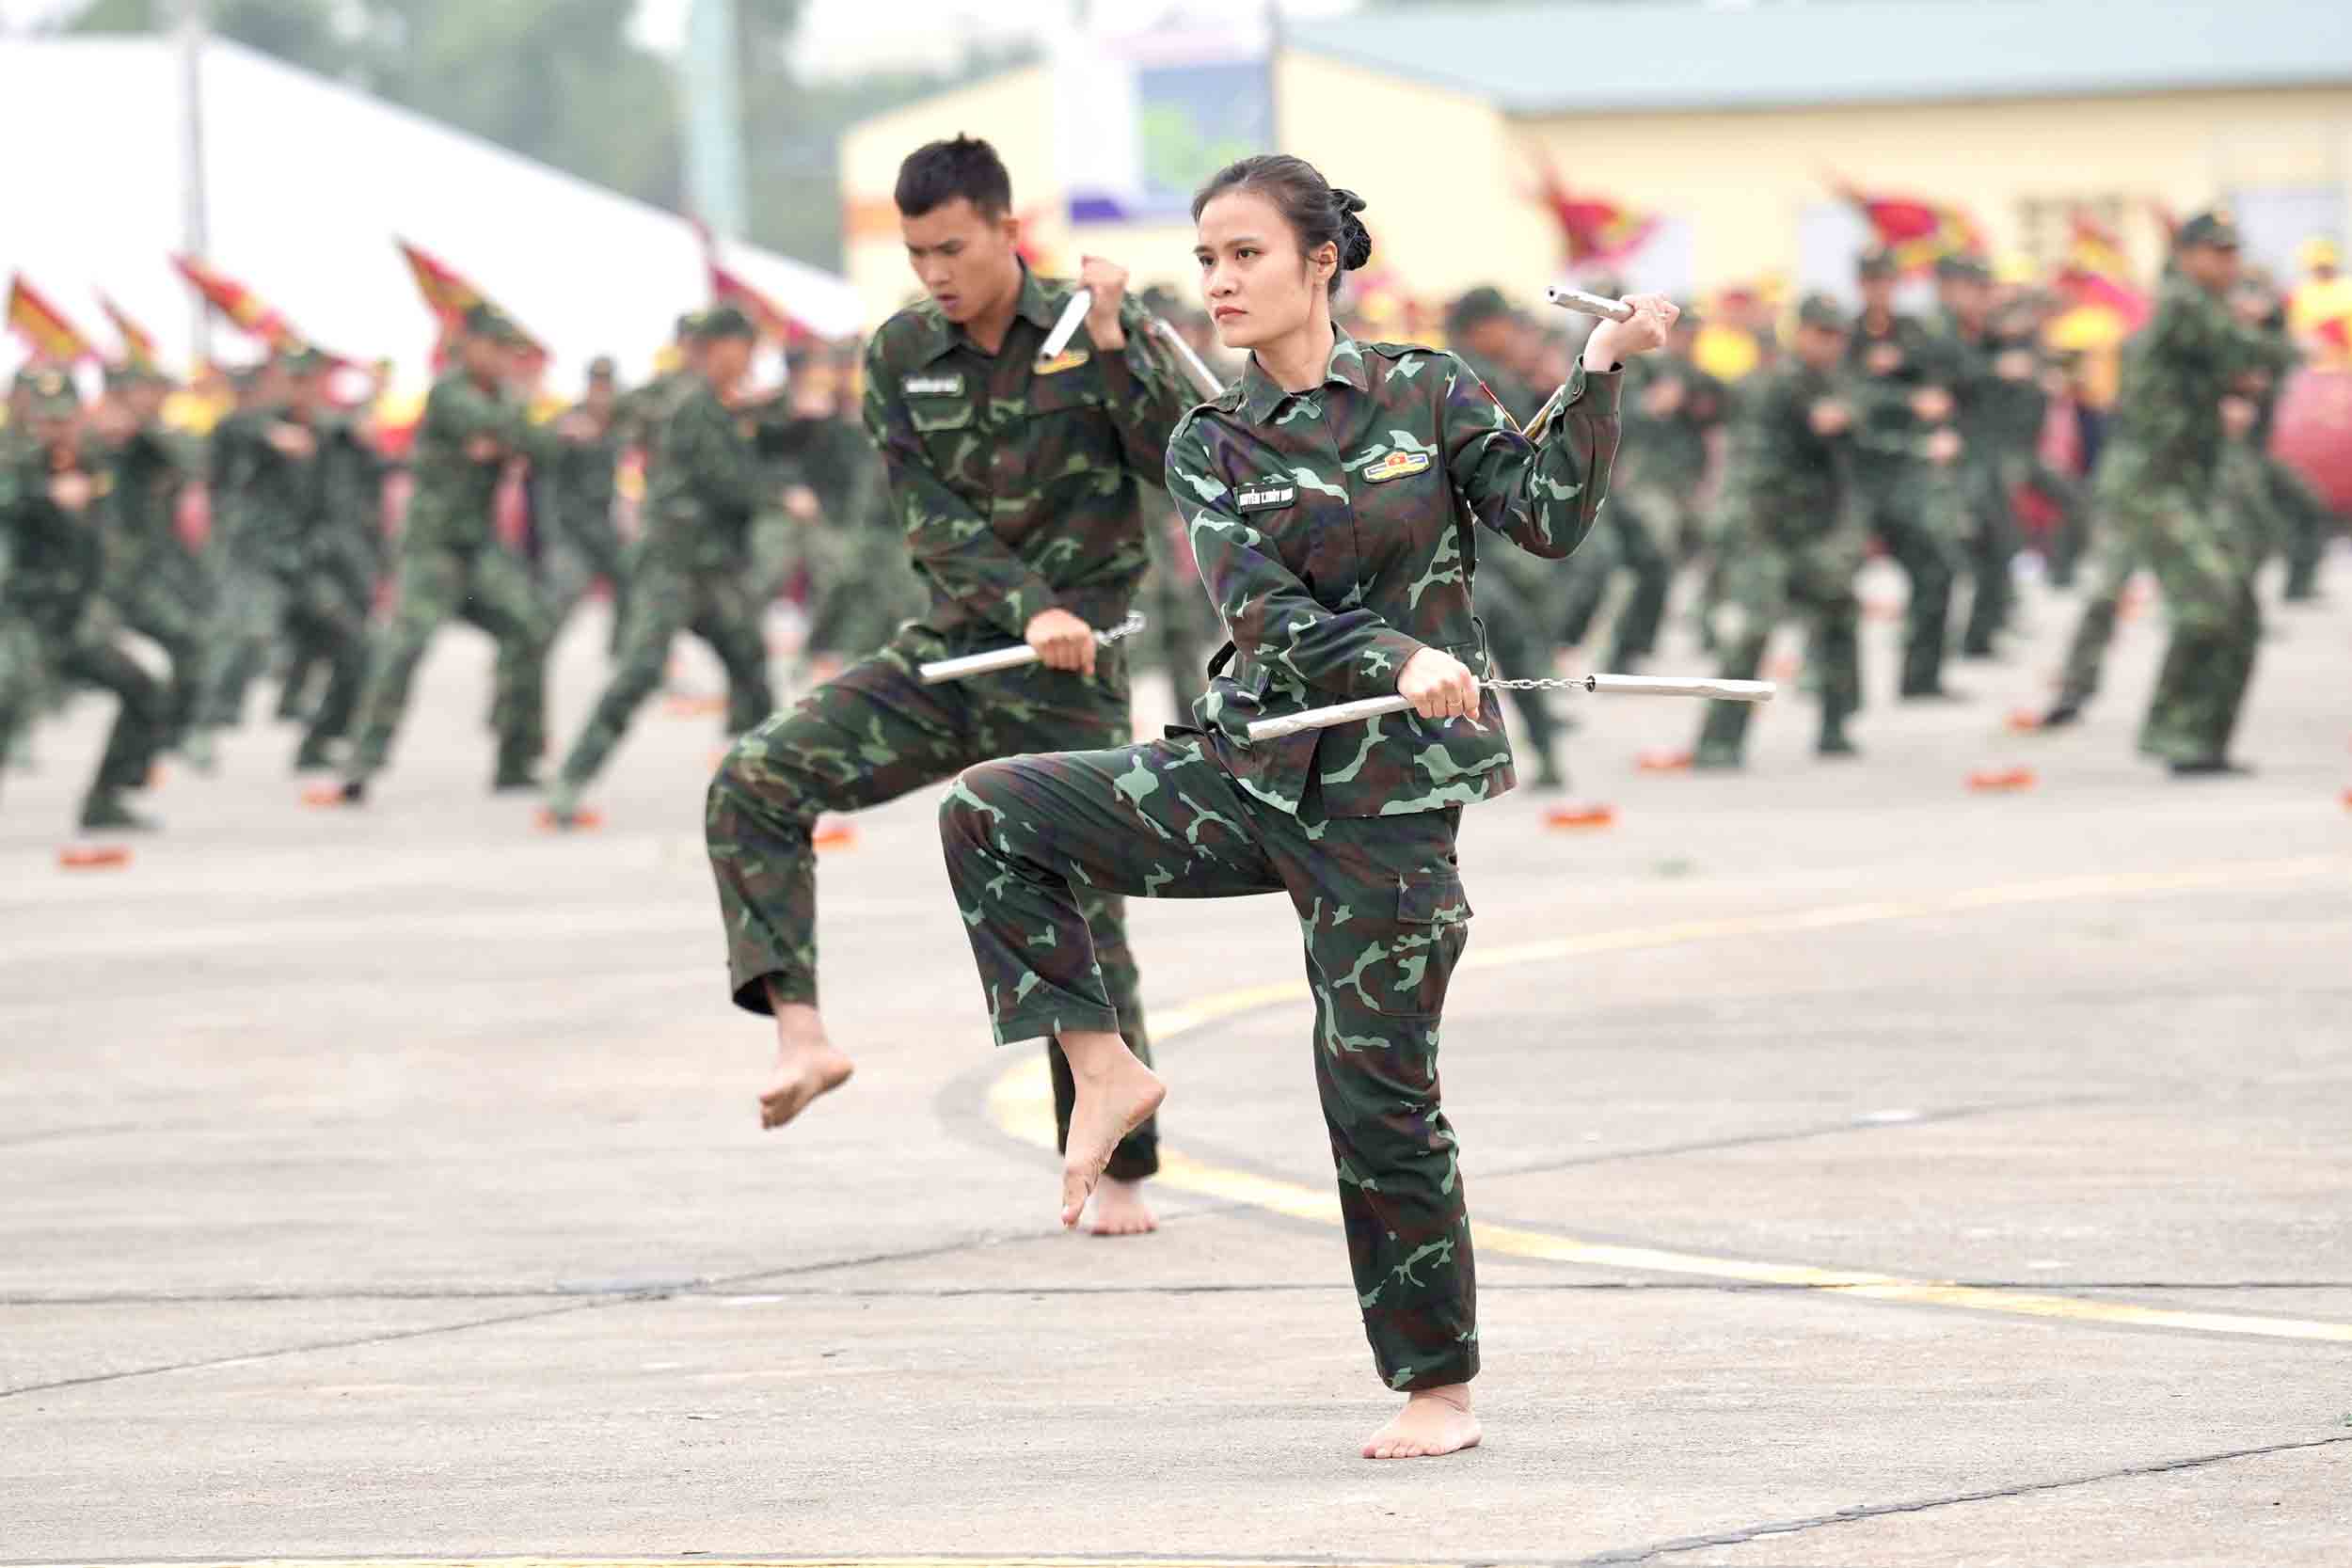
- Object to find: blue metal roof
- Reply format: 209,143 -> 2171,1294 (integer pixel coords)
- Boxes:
1285,0 -> 2352,114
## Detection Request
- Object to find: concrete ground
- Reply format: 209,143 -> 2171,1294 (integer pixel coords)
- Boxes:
3,552 -> 2348,1568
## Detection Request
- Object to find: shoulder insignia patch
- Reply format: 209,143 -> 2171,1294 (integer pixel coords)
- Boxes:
1032,348 -> 1091,376
1233,479 -> 1298,513
902,373 -> 964,397
1363,449 -> 1432,483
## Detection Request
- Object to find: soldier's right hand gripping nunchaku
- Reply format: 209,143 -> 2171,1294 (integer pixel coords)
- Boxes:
1248,285 -> 1771,738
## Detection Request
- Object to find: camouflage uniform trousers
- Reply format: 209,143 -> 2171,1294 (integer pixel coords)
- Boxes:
114,580 -> 213,750
199,562 -> 368,754
0,614 -> 166,814
345,543 -> 550,782
2267,455 -> 2341,603
1697,535 -> 1862,760
1853,461 -> 1965,697
803,527 -> 923,665
541,525 -> 631,640
1473,561 -> 1565,786
1958,455 -> 2021,658
937,732 -> 1476,1390
707,629 -> 1158,1182
2025,456 -> 2090,589
1597,482 -> 1676,671
2134,454 -> 2265,764
2052,510 -> 2136,710
278,564 -> 373,725
557,560 -> 774,790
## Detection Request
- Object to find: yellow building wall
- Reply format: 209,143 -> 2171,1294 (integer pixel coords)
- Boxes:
840,59 -> 2352,327
1516,86 -> 2352,286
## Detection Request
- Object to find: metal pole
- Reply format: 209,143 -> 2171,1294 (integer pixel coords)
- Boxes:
683,0 -> 749,241
176,0 -> 212,364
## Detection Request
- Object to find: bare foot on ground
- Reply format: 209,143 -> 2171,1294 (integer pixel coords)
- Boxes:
1086,1177 -> 1158,1236
1362,1385 -> 1481,1460
1055,1030 -> 1166,1227
757,1001 -> 854,1130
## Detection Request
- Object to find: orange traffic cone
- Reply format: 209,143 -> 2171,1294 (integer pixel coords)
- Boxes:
58,842 -> 133,870
1637,748 -> 1692,772
1967,767 -> 2037,793
1545,800 -> 1617,831
812,816 -> 859,851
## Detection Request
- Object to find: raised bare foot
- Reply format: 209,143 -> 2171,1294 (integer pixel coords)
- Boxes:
1056,1030 -> 1166,1228
1362,1385 -> 1481,1461
758,1001 -> 854,1131
1086,1176 -> 1158,1237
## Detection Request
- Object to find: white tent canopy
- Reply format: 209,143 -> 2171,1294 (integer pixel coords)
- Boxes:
0,34 -> 862,390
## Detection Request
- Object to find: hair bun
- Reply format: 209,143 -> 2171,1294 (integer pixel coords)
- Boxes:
1331,187 -> 1375,272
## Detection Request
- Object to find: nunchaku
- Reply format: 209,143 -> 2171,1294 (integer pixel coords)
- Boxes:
1246,675 -> 1775,743
917,612 -> 1149,686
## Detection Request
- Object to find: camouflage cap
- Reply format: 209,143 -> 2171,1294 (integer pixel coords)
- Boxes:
586,355 -> 617,382
281,343 -> 332,374
2177,210 -> 2241,251
1856,245 -> 1899,279
1795,293 -> 1851,333
1936,254 -> 1993,284
691,302 -> 757,341
1443,285 -> 1514,336
22,366 -> 81,418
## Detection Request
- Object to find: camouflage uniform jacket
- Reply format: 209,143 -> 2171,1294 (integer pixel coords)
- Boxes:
1620,355 -> 1727,494
402,371 -> 536,554
861,266 -> 1193,641
545,408 -> 622,550
101,420 -> 189,588
1165,334 -> 1621,820
1844,310 -> 1956,471
1718,358 -> 1858,548
0,437 -> 107,638
641,376 -> 771,575
2105,275 -> 2296,491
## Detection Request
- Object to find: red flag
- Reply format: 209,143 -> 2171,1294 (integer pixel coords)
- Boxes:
97,293 -> 162,369
395,238 -> 548,366
1527,154 -> 1659,268
7,273 -> 96,363
1830,176 -> 1985,276
691,216 -> 818,347
171,254 -> 299,350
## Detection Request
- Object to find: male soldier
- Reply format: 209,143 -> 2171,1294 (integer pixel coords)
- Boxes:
193,358 -> 290,736
1637,303 -> 1729,564
776,345 -> 922,675
89,363 -> 210,756
337,306 -> 555,801
1934,255 -> 2021,660
0,369 -> 167,830
702,135 -> 1191,1234
194,348 -> 372,772
1847,246 -> 1967,700
2039,212 -> 2292,769
277,360 -> 390,741
1442,286 -> 1570,786
543,306 -> 779,816
537,356 -> 628,636
1692,296 -> 1873,768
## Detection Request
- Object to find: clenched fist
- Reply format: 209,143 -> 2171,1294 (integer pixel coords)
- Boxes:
1025,607 -> 1099,677
1396,646 -> 1481,723
1078,255 -> 1130,351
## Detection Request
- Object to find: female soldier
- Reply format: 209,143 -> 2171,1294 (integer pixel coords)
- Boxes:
937,155 -> 1673,1458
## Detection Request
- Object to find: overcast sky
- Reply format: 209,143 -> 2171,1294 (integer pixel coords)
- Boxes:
5,0 -> 1359,77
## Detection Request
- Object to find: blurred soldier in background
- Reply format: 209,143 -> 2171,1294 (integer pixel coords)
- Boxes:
90,363 -> 210,761
1693,295 -> 1868,768
338,305 -> 558,801
537,356 -> 628,638
0,369 -> 167,830
544,304 -> 779,821
1847,246 -> 1966,701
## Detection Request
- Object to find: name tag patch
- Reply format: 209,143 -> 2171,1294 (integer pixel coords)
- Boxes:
1234,481 -> 1297,513
1363,450 -> 1431,483
1032,349 -> 1091,376
903,373 -> 963,397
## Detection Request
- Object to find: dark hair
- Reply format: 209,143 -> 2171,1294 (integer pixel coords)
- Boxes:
895,135 -> 1012,220
1191,154 -> 1372,299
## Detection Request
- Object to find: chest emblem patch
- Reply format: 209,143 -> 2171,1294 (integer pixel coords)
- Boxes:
903,373 -> 964,397
1233,480 -> 1297,513
1032,349 -> 1091,376
1363,449 -> 1432,483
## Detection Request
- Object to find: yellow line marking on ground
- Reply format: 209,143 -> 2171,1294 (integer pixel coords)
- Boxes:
988,855 -> 2352,1345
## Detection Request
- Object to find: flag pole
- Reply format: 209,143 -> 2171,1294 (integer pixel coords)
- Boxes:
175,0 -> 213,364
